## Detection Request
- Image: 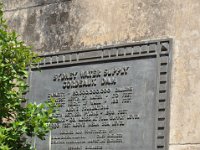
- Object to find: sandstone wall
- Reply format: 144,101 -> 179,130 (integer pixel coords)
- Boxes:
3,0 -> 200,149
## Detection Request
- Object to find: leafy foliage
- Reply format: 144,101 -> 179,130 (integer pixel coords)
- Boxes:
0,4 -> 57,150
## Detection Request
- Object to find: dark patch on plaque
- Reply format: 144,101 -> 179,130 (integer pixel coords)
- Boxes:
28,39 -> 172,150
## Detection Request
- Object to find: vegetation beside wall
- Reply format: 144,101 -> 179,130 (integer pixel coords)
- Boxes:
0,4 -> 57,150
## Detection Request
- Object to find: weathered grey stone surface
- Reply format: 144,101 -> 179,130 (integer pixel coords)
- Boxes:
3,0 -> 200,149
3,0 -> 174,53
3,0 -> 68,10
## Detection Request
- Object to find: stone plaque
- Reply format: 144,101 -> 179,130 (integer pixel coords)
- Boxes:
28,39 -> 172,150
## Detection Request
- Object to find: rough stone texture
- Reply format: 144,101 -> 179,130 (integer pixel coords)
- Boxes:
3,0 -> 174,53
2,0 -> 68,10
169,0 -> 200,145
3,0 -> 200,148
170,145 -> 200,150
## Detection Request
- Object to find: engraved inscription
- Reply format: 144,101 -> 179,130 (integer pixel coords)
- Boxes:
30,58 -> 158,150
53,67 -> 129,89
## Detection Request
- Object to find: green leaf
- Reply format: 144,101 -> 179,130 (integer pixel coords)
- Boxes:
0,3 -> 59,150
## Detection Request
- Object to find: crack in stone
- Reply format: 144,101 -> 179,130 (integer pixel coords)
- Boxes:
4,0 -> 71,12
170,143 -> 200,146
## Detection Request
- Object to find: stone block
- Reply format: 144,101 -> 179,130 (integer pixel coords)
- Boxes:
169,145 -> 200,150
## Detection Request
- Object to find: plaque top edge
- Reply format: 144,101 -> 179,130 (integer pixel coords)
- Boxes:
32,38 -> 172,70
39,38 -> 172,57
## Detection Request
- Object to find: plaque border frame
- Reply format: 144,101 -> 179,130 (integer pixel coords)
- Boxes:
31,39 -> 172,150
